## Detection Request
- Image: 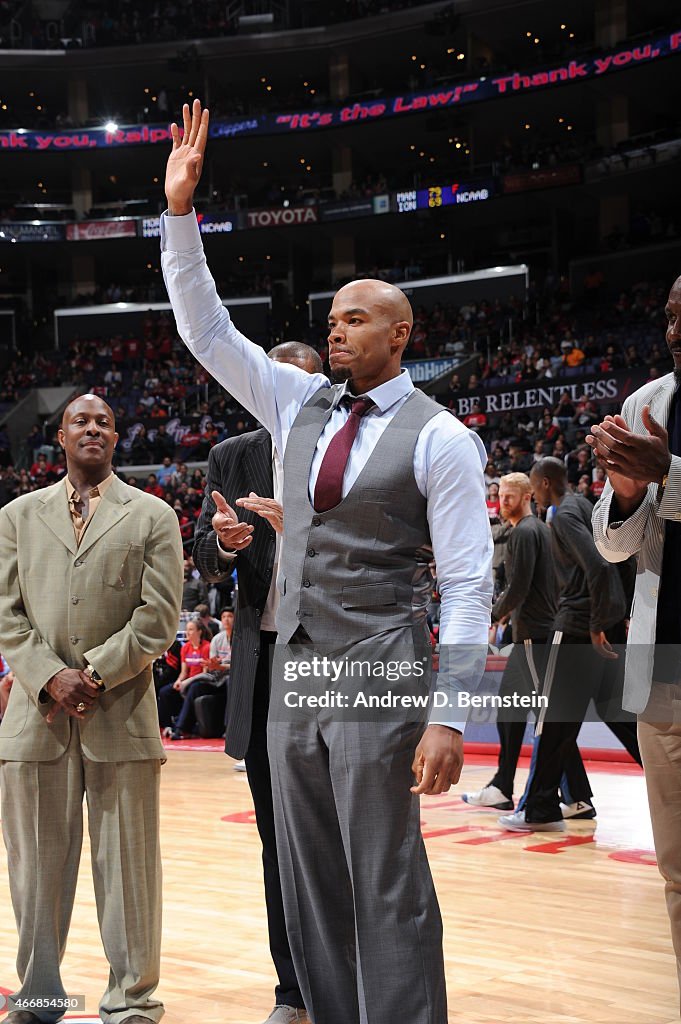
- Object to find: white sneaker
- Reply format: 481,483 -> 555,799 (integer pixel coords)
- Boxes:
233,759 -> 247,772
498,809 -> 566,833
560,800 -> 596,819
462,784 -> 513,810
262,1006 -> 310,1023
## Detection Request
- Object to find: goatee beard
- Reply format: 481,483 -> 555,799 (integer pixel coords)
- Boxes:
330,367 -> 353,385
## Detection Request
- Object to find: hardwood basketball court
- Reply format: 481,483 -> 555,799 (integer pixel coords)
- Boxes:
0,747 -> 676,1024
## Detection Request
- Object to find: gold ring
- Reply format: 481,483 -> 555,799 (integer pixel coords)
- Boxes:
76,702 -> 87,713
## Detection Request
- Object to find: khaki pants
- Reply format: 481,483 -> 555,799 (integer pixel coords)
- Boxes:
1,727 -> 163,1024
638,688 -> 681,1012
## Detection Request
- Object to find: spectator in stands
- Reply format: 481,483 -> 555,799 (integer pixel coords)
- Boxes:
624,343 -> 645,369
166,609 -> 234,740
486,482 -> 501,520
554,391 -> 576,430
484,461 -> 501,487
144,472 -> 165,498
153,423 -> 176,461
576,474 -> 595,502
172,461 -> 189,488
156,455 -> 177,486
157,617 -> 212,729
153,637 -> 182,693
590,466 -> 606,500
182,556 -> 208,609
104,365 -> 122,388
175,502 -> 195,545
198,418 -> 219,456
561,339 -> 585,369
29,453 -> 52,482
508,442 -> 533,474
572,398 -> 599,431
129,424 -> 152,462
532,439 -> 547,462
463,402 -> 487,432
567,446 -> 593,486
193,603 -> 220,638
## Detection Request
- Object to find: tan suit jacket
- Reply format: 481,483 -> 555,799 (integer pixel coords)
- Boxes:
0,475 -> 184,761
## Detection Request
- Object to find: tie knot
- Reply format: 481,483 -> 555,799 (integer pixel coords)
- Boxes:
343,395 -> 373,418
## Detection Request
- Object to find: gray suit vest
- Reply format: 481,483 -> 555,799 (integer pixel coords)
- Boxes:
277,385 -> 443,646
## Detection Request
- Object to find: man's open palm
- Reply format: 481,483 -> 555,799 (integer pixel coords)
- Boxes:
165,98 -> 209,216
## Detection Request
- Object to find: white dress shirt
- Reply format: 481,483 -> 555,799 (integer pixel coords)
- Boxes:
161,210 -> 493,731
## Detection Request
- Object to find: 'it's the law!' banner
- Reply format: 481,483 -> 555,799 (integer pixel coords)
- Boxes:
1,30 -> 679,152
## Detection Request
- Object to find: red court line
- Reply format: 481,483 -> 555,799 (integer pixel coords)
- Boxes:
163,737 -> 643,773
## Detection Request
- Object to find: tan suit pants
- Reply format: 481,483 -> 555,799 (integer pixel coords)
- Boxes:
639,686 -> 681,1012
1,726 -> 163,1024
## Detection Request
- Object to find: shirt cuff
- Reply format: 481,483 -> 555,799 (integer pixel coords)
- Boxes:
429,718 -> 466,734
216,534 -> 237,562
160,209 -> 202,251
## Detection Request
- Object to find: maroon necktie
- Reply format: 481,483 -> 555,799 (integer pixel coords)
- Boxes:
313,396 -> 374,512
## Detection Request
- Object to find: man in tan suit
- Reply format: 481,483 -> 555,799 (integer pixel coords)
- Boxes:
0,395 -> 183,1024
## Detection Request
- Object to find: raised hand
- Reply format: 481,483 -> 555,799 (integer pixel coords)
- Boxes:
165,98 -> 210,216
236,492 -> 284,535
211,489 -> 254,551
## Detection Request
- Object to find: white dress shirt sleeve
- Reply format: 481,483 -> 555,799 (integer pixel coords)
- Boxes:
160,209 -> 328,455
421,420 -> 493,732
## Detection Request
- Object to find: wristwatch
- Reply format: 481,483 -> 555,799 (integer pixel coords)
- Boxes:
85,664 -> 105,688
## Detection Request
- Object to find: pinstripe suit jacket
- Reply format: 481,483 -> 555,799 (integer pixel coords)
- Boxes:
592,371 -> 681,712
193,429 -> 275,758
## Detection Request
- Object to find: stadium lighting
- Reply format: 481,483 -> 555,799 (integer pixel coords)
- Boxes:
104,121 -> 118,133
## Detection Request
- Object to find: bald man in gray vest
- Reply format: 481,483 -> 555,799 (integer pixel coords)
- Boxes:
161,100 -> 493,1024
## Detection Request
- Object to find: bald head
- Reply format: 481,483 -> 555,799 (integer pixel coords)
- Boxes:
61,393 -> 115,429
268,342 -> 323,375
335,279 -> 414,330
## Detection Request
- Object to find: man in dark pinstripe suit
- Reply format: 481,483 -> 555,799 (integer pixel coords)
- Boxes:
193,342 -> 322,1024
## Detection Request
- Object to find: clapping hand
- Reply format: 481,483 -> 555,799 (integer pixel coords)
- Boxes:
586,407 -> 671,487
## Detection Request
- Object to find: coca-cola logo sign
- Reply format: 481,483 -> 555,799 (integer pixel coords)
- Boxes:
66,220 -> 137,241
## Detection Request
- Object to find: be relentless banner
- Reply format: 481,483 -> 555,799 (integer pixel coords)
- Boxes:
443,367 -> 652,418
1,31 -> 679,152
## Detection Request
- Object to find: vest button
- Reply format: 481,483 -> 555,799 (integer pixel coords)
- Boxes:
307,548 -> 316,557
70,636 -> 79,645
71,596 -> 79,605
74,559 -> 83,567
302,579 -> 311,588
311,517 -> 321,527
